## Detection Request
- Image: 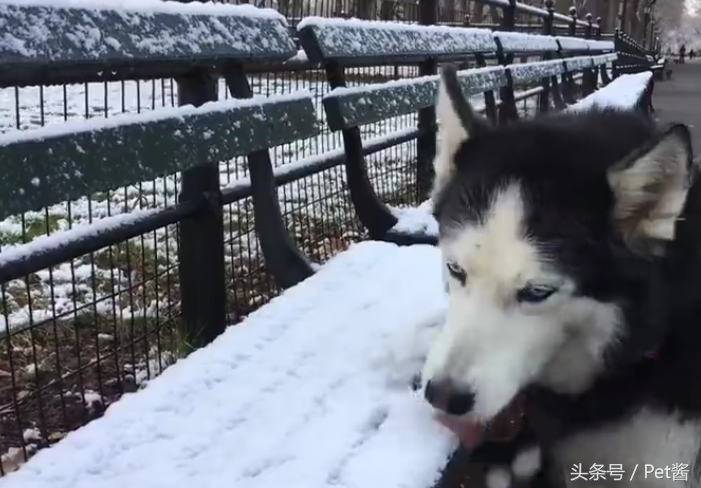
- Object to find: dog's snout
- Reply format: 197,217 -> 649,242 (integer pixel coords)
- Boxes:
424,378 -> 476,416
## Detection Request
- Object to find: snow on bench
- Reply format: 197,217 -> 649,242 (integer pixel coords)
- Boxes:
507,58 -> 567,84
297,17 -> 497,63
2,241 -> 455,488
390,200 -> 437,236
0,91 -> 318,221
0,0 -> 295,67
492,31 -> 560,52
566,71 -> 653,113
591,52 -> 619,65
556,36 -> 590,52
584,40 -> 615,52
564,55 -> 594,72
322,66 -> 507,130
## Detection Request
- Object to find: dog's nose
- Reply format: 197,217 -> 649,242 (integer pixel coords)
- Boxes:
424,378 -> 476,416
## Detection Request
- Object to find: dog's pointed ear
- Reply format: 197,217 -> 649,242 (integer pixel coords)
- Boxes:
607,123 -> 693,252
432,64 -> 492,200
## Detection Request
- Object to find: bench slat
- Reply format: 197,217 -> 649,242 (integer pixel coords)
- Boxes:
565,56 -> 594,71
322,67 -> 507,131
591,53 -> 618,65
494,32 -> 560,53
297,17 -> 497,63
585,40 -> 615,52
556,36 -> 590,52
507,59 -> 566,84
0,92 -> 318,220
0,1 -> 295,68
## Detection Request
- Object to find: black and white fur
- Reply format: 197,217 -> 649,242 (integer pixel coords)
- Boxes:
421,64 -> 701,488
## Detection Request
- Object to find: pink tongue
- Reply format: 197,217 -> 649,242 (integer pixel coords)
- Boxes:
436,414 -> 485,448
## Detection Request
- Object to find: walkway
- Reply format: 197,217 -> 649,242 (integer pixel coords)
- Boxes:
653,59 -> 701,155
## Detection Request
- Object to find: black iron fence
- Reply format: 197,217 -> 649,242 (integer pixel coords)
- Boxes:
0,0 -> 618,474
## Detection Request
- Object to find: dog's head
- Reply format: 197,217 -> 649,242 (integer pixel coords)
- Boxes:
422,65 -> 693,438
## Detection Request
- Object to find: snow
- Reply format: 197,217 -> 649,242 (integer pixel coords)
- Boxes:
0,0 -> 285,18
590,53 -> 618,66
390,200 -> 437,236
556,36 -> 590,51
567,71 -> 653,113
494,31 -> 559,52
297,16 -> 497,59
508,59 -> 566,83
0,0 -> 290,61
286,49 -> 309,63
585,40 -> 615,52
0,91 -> 313,146
2,241 -> 455,488
564,55 -> 594,71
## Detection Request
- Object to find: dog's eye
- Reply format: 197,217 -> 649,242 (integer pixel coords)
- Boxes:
517,284 -> 558,304
446,261 -> 467,284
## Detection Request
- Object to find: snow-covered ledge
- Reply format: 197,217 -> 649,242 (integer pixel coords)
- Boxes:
566,71 -> 653,113
390,200 -> 438,237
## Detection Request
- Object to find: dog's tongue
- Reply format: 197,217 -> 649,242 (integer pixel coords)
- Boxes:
435,394 -> 525,449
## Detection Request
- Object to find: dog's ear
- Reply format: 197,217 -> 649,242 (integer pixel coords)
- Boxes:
432,64 -> 492,200
607,123 -> 693,252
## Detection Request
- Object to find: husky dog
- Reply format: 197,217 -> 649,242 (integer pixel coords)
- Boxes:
421,64 -> 701,488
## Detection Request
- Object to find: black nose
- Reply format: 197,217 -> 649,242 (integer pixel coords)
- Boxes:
424,378 -> 476,416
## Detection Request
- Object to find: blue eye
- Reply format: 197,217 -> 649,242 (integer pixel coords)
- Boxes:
517,284 -> 558,304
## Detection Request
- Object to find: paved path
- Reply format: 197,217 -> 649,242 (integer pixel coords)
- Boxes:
652,59 -> 701,156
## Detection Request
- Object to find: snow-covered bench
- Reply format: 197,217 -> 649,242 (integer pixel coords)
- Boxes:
298,19 -> 620,244
2,239 -> 458,488
0,0 -> 335,298
566,70 -> 654,114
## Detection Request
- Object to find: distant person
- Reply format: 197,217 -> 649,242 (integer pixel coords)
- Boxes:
680,44 -> 686,64
690,49 -> 696,60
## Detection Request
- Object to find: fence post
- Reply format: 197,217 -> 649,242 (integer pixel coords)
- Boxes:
582,13 -> 596,94
502,0 -> 516,32
176,49 -> 227,348
568,6 -> 577,37
416,0 -> 437,202
585,13 -> 593,38
539,0 -> 555,114
496,0 -> 517,124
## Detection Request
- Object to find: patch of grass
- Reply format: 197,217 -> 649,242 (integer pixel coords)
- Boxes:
0,214 -> 63,247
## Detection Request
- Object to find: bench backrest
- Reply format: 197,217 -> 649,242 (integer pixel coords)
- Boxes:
0,94 -> 319,221
0,2 -> 296,86
323,67 -> 507,131
297,17 -> 498,63
300,19 -> 614,129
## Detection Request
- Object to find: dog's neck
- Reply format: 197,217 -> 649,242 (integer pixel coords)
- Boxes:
523,350 -> 660,450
